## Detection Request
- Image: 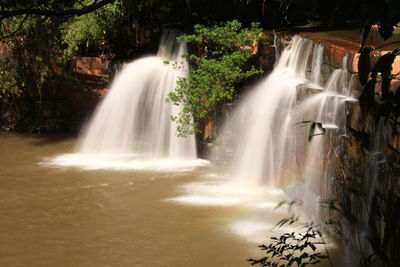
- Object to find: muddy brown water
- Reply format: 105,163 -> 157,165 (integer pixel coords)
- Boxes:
0,133 -> 347,267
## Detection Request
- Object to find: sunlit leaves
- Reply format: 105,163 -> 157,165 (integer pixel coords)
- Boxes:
61,0 -> 121,57
167,20 -> 264,137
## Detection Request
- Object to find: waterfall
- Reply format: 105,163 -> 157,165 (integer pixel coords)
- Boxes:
272,30 -> 280,66
216,36 -> 313,187
361,117 -> 386,236
215,35 -> 358,218
77,31 -> 196,159
310,44 -> 324,86
45,31 -> 204,170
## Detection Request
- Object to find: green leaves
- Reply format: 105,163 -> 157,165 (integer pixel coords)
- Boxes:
179,20 -> 263,51
0,60 -> 22,101
61,0 -> 121,57
248,223 -> 328,267
308,122 -> 325,142
294,121 -> 326,142
168,20 -> 264,137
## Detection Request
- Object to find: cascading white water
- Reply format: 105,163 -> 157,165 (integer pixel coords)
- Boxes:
77,31 -> 196,159
272,30 -> 280,67
45,31 -> 204,170
216,35 -> 359,218
310,44 -> 324,87
290,54 -> 359,218
217,36 -> 314,187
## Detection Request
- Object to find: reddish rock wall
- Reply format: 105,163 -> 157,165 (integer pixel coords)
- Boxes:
299,30 -> 400,267
0,56 -> 110,133
74,56 -> 111,77
301,30 -> 400,74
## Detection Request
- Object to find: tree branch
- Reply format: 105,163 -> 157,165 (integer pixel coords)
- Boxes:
0,15 -> 28,40
0,0 -> 116,21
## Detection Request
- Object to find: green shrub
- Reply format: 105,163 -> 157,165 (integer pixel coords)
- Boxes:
167,20 -> 264,136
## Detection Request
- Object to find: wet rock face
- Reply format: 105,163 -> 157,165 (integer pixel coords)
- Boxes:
297,31 -> 400,266
261,31 -> 400,266
332,123 -> 400,267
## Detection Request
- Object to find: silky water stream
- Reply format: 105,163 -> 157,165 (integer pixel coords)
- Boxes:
48,30 -> 202,171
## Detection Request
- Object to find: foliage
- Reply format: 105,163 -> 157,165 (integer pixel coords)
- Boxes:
167,20 -> 264,136
248,224 -> 329,267
358,48 -> 400,115
0,13 -> 64,100
294,121 -> 326,142
1,0 -> 397,103
394,23 -> 400,35
61,0 -> 121,57
357,0 -> 400,121
274,200 -> 302,228
0,59 -> 22,101
0,1 -> 123,100
0,0 -> 116,21
249,200 -> 330,267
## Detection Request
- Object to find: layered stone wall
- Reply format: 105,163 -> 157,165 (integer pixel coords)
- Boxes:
300,30 -> 400,267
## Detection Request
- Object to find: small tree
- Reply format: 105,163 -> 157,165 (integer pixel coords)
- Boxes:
248,224 -> 329,267
249,200 -> 331,267
61,0 -> 122,57
167,20 -> 264,137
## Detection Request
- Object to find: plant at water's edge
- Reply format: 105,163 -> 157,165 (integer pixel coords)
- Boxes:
167,20 -> 265,137
248,223 -> 329,267
249,200 -> 331,267
273,199 -> 302,228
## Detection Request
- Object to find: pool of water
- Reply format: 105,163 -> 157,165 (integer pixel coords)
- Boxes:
0,133 -> 346,266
